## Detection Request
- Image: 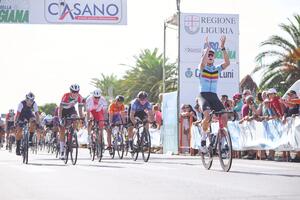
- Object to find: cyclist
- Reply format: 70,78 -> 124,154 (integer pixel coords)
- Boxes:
198,36 -> 230,153
58,84 -> 84,159
86,89 -> 108,148
109,95 -> 126,125
5,109 -> 15,150
15,92 -> 40,156
0,118 -> 5,148
127,91 -> 154,151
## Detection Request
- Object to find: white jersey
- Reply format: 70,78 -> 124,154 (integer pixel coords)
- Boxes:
17,101 -> 39,113
86,96 -> 108,112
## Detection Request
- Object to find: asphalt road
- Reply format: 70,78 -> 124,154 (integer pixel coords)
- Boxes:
0,148 -> 299,200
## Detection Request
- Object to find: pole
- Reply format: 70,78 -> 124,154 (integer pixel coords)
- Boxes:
163,22 -> 166,94
176,0 -> 181,154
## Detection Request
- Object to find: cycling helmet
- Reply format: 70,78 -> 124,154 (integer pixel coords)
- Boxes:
70,84 -> 80,92
93,89 -> 102,98
137,91 -> 148,99
115,95 -> 125,102
26,92 -> 35,100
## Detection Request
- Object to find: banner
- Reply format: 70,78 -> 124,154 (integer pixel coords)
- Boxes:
0,0 -> 127,25
179,13 -> 239,107
191,117 -> 300,151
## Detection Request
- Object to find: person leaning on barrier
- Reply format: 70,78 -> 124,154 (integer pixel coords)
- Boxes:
239,95 -> 258,124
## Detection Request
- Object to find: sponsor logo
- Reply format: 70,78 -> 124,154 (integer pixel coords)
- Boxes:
185,67 -> 234,79
184,15 -> 200,34
185,68 -> 193,78
184,47 -> 202,53
0,0 -> 29,23
45,0 -> 122,23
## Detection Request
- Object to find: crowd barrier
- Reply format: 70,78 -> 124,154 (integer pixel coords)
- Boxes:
191,117 -> 300,151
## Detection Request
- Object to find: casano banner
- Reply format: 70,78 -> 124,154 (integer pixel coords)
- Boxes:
0,0 -> 127,25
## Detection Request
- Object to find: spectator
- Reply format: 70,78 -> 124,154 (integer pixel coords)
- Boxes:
233,93 -> 243,120
267,88 -> 285,119
221,94 -> 233,111
239,95 -> 258,124
180,104 -> 197,153
153,104 -> 162,130
282,90 -> 299,118
242,89 -> 252,103
194,98 -> 203,122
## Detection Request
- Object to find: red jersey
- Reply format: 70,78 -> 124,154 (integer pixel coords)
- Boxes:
270,96 -> 284,117
60,93 -> 84,109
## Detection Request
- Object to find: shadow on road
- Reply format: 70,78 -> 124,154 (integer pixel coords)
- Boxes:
230,170 -> 300,178
77,163 -> 124,168
27,163 -> 66,167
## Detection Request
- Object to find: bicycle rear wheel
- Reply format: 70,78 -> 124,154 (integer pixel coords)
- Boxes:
22,137 -> 29,164
201,134 -> 214,170
117,132 -> 124,159
217,128 -> 233,172
70,133 -> 78,165
141,129 -> 151,162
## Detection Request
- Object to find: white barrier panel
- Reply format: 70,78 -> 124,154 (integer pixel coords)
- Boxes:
191,117 -> 300,151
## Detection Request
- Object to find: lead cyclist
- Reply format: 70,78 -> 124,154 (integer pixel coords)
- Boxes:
198,35 -> 230,153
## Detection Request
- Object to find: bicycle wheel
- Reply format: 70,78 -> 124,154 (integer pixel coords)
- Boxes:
32,134 -> 38,154
98,134 -> 104,162
217,128 -> 233,172
141,129 -> 151,162
131,131 -> 139,161
201,134 -> 213,170
64,139 -> 69,164
117,132 -> 124,159
22,136 -> 29,164
110,135 -> 116,159
123,128 -> 129,157
70,133 -> 78,165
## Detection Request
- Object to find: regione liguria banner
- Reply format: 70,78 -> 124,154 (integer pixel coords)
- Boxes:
0,0 -> 127,25
179,13 -> 239,107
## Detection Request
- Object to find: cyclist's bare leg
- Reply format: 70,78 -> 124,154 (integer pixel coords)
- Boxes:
200,110 -> 210,152
127,126 -> 134,150
106,128 -> 112,148
59,126 -> 66,157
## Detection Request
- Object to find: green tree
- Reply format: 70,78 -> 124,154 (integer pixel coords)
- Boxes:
39,103 -> 57,115
253,14 -> 300,93
90,73 -> 120,98
120,48 -> 177,103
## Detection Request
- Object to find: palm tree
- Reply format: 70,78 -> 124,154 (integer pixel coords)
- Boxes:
253,14 -> 300,93
90,73 -> 119,98
120,48 -> 177,102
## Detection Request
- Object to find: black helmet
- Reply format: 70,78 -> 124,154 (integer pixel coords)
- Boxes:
26,92 -> 35,100
137,91 -> 148,99
115,95 -> 125,102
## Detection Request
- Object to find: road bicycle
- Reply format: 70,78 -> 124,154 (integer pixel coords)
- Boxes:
110,123 -> 126,159
200,110 -> 233,172
89,120 -> 106,162
131,117 -> 152,162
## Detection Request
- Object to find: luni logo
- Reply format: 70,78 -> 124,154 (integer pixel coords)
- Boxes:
45,0 -> 122,23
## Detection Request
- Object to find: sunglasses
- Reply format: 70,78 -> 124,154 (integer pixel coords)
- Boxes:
208,54 -> 214,57
71,91 -> 79,94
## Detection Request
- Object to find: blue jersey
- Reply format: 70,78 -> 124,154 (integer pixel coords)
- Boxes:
199,65 -> 223,93
130,99 -> 152,112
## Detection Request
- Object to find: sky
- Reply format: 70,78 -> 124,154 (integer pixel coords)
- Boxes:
0,0 -> 299,114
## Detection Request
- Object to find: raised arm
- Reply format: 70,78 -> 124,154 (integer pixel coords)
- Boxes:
199,36 -> 211,70
220,36 -> 230,70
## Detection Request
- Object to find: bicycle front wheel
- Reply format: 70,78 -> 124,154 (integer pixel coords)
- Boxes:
131,132 -> 139,161
117,132 -> 124,159
141,129 -> 151,162
201,134 -> 213,170
217,128 -> 233,172
22,137 -> 29,164
70,133 -> 78,165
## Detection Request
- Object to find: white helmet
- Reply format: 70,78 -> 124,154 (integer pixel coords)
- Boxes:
93,89 -> 102,98
26,92 -> 35,100
70,84 -> 80,92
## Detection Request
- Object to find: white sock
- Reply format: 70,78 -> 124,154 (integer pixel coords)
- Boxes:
60,141 -> 64,154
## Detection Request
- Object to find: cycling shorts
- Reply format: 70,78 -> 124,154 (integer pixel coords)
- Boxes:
199,92 -> 224,112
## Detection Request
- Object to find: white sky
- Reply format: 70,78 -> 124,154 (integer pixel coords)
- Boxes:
0,0 -> 299,114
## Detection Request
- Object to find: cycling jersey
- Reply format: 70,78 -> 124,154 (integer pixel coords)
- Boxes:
6,113 -> 15,122
109,102 -> 125,124
86,96 -> 107,112
17,100 -> 38,121
60,93 -> 84,109
130,98 -> 152,112
199,64 -> 223,93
